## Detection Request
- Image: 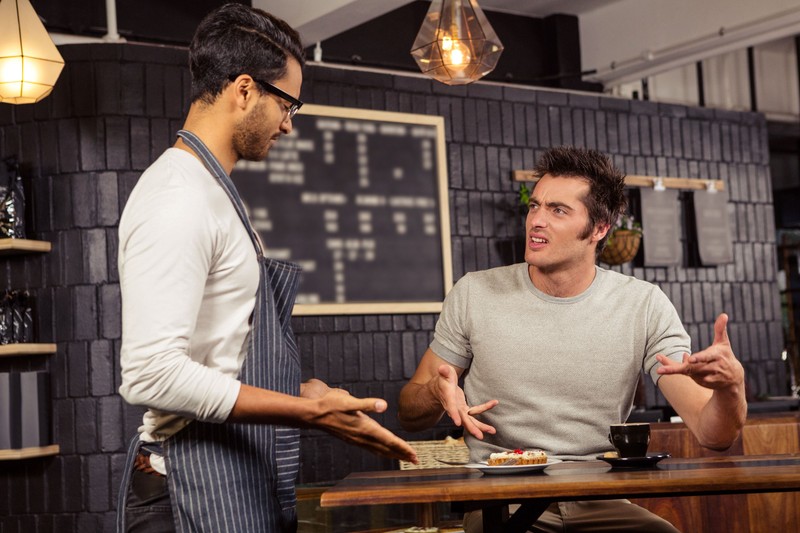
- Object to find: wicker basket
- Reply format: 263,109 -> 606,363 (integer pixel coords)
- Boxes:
399,437 -> 470,470
599,230 -> 642,266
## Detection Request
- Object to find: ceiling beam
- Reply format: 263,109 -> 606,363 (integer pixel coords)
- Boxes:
580,0 -> 800,86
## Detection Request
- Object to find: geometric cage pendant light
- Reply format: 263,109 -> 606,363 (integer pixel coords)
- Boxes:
411,0 -> 503,86
0,0 -> 65,104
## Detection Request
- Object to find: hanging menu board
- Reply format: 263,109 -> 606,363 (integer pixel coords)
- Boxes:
693,190 -> 734,265
231,104 -> 452,316
640,189 -> 682,267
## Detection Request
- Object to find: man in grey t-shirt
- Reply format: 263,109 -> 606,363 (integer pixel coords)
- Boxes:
399,146 -> 746,533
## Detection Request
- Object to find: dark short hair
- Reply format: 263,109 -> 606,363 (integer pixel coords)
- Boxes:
189,3 -> 306,105
532,146 -> 627,252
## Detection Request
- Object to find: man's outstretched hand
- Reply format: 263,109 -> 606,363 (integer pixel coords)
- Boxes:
432,364 -> 498,440
657,313 -> 745,392
308,384 -> 419,464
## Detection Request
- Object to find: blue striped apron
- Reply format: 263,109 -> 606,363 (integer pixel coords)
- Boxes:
117,130 -> 302,532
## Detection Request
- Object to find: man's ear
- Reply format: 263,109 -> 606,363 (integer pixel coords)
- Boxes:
592,223 -> 611,243
227,75 -> 258,110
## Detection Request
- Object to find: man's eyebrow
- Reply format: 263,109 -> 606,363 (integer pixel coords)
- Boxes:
529,197 -> 575,211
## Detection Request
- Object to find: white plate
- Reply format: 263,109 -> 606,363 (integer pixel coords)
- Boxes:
465,458 -> 562,475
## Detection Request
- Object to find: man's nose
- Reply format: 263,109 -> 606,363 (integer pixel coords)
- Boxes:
280,116 -> 293,134
528,208 -> 546,227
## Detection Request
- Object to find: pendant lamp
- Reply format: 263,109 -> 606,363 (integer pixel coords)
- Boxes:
0,0 -> 65,104
411,0 -> 503,86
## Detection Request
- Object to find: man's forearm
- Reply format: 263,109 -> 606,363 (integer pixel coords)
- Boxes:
398,381 -> 445,431
696,384 -> 747,450
230,383 -> 419,463
227,383 -> 316,426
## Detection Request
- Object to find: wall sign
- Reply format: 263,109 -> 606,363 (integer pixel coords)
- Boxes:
640,188 -> 682,267
231,104 -> 452,315
693,190 -> 734,265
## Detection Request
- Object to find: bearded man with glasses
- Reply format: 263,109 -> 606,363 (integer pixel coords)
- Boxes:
116,4 -> 416,532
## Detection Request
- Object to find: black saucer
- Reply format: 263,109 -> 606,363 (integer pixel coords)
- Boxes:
596,452 -> 671,468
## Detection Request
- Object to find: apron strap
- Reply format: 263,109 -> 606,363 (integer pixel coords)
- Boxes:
176,129 -> 264,258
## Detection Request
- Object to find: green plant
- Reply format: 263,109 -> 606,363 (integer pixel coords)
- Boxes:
519,183 -> 531,208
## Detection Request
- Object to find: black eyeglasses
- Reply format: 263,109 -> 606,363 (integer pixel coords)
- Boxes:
230,74 -> 303,119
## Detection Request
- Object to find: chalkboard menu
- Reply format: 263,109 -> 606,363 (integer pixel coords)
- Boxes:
231,104 -> 452,315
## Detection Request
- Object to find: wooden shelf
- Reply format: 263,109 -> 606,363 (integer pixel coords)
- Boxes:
0,444 -> 59,461
0,343 -> 57,358
0,238 -> 52,256
513,171 -> 726,191
0,244 -> 57,462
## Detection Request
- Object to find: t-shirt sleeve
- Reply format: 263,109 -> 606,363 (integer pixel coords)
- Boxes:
644,285 -> 692,385
118,180 -> 241,424
430,274 -> 472,369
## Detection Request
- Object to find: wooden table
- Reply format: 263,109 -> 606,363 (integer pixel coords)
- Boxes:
320,454 -> 800,533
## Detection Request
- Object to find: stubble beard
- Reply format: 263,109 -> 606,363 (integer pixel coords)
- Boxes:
525,231 -> 597,275
233,101 -> 274,162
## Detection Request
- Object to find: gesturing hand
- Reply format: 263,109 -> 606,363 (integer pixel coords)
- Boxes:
432,364 -> 498,440
311,387 -> 418,464
656,313 -> 745,391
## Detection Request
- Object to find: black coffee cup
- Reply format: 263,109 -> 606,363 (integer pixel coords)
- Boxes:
608,423 -> 650,458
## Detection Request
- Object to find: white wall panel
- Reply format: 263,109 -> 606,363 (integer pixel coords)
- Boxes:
704,49 -> 751,112
755,37 -> 800,119
648,64 -> 699,107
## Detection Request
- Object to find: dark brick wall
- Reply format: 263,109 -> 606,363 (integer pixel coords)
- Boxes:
0,43 -> 188,532
0,42 -> 784,529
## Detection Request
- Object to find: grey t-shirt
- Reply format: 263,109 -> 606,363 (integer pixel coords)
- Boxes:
430,264 -> 690,462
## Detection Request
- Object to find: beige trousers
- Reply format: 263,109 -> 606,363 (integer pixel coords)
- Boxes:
463,500 -> 681,533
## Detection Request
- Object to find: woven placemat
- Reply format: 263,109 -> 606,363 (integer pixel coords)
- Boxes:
399,437 -> 469,470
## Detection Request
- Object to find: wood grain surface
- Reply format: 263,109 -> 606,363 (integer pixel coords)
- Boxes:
323,415 -> 800,532
633,415 -> 800,533
321,454 -> 800,507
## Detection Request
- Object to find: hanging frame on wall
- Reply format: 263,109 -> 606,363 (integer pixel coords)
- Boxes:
231,104 -> 453,315
692,188 -> 734,265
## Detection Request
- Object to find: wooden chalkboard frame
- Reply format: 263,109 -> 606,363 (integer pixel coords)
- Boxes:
282,104 -> 452,316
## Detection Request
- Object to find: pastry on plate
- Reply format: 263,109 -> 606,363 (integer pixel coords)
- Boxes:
487,448 -> 547,466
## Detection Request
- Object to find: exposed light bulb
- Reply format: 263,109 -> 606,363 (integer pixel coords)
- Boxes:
441,35 -> 453,51
441,37 -> 471,72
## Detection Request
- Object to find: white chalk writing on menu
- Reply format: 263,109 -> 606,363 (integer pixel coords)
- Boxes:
231,105 -> 451,314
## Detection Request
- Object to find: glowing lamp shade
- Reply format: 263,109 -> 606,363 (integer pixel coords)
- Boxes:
411,0 -> 503,86
0,0 -> 65,104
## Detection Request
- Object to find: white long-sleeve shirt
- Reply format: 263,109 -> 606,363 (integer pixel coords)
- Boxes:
118,148 -> 259,442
